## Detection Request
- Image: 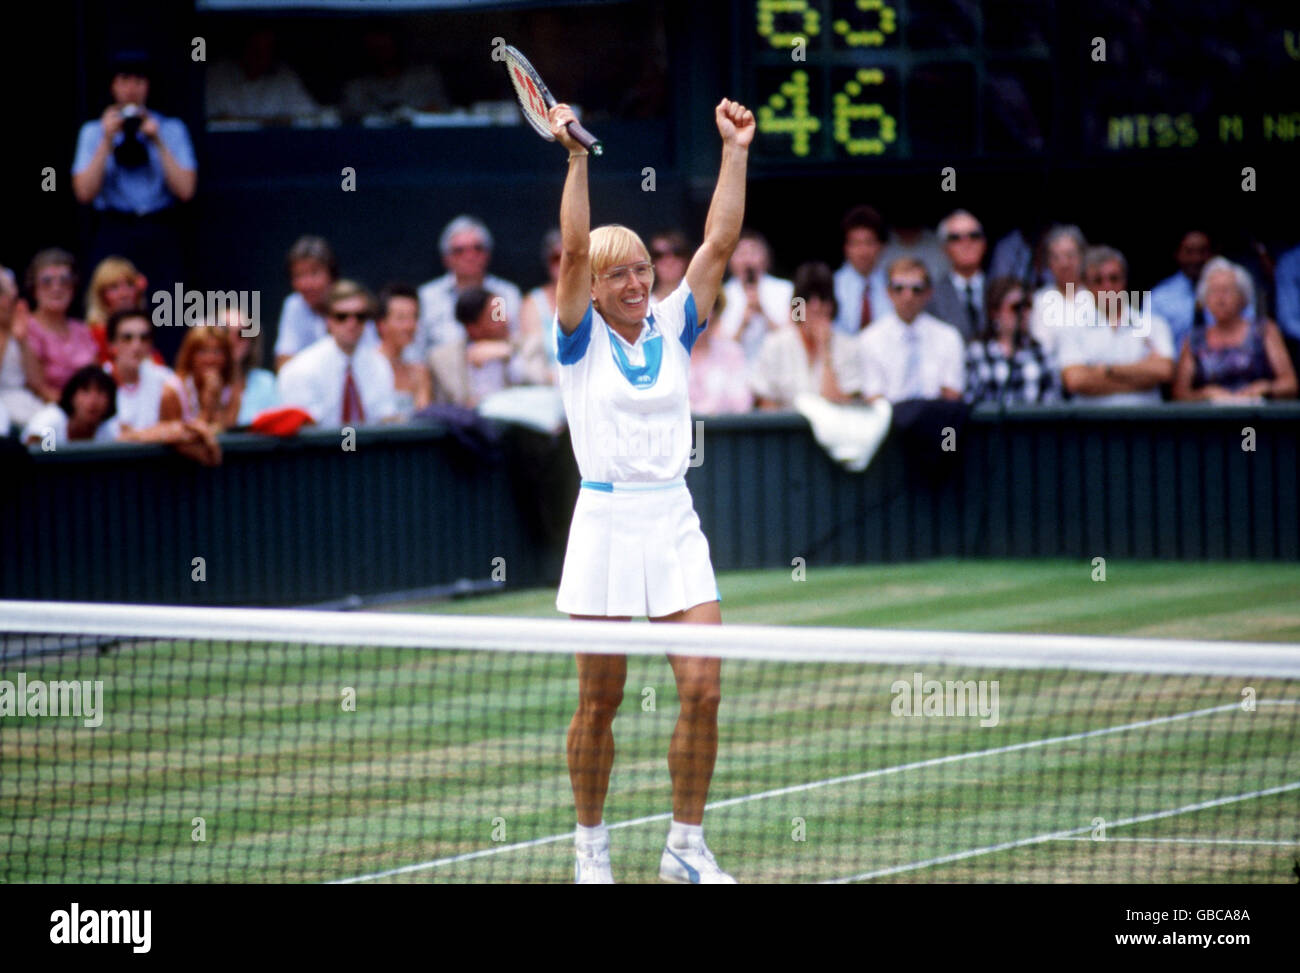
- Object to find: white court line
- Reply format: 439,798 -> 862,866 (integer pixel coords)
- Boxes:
1055,837 -> 1300,847
331,698 -> 1296,884
825,781 -> 1300,883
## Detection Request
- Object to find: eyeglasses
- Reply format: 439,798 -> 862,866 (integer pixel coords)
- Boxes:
450,242 -> 488,256
945,230 -> 984,243
330,310 -> 368,322
116,332 -> 151,344
38,273 -> 73,288
889,282 -> 929,294
597,262 -> 655,285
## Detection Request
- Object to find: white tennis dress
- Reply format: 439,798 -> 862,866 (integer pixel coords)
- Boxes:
554,280 -> 719,617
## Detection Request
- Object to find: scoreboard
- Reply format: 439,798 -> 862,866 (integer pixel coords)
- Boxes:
735,0 -> 1300,165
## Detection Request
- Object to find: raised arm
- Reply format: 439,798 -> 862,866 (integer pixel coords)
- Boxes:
550,103 -> 592,335
685,99 -> 755,323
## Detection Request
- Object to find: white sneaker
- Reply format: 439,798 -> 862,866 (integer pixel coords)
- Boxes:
575,839 -> 615,884
659,837 -> 737,884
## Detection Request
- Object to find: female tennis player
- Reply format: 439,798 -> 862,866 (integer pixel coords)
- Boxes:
549,98 -> 753,883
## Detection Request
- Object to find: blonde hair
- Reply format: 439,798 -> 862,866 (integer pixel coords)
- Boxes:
86,256 -> 144,327
589,225 -> 650,278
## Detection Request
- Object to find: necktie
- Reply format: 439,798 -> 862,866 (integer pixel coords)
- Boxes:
964,280 -> 979,336
901,324 -> 922,400
859,281 -> 873,331
342,364 -> 364,424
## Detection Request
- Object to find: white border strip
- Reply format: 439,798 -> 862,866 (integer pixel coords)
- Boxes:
3,600 -> 1299,678
1055,837 -> 1300,847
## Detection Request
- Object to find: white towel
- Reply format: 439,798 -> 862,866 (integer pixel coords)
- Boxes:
793,394 -> 892,473
476,385 -> 568,434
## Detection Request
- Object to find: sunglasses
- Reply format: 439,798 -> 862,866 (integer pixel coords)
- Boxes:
38,273 -> 74,287
945,230 -> 984,242
330,310 -> 368,322
450,242 -> 488,256
116,332 -> 151,344
889,282 -> 929,294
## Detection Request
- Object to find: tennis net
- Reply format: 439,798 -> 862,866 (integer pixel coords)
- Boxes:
2,600 -> 1298,884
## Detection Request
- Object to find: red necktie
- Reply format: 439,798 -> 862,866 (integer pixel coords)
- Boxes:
342,365 -> 364,424
859,283 -> 873,331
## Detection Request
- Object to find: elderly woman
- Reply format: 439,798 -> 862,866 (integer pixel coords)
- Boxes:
965,275 -> 1060,405
1028,224 -> 1088,363
1173,258 -> 1296,402
549,96 -> 752,884
22,250 -> 98,403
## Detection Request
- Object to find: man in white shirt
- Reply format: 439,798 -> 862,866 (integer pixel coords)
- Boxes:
926,209 -> 987,340
412,215 -> 522,364
856,258 -> 965,403
279,280 -> 396,426
273,236 -> 379,369
833,205 -> 891,337
716,229 -> 792,363
1059,246 -> 1175,406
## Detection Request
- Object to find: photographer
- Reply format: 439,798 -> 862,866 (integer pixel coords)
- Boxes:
72,50 -> 196,361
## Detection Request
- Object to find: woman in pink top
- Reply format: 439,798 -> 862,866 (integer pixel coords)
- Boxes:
688,290 -> 753,414
22,249 -> 98,402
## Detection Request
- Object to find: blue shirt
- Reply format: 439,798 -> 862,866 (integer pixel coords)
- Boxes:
72,112 -> 196,215
236,369 -> 279,426
833,262 -> 891,337
1275,244 -> 1300,343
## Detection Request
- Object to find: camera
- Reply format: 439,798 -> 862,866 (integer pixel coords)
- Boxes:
120,103 -> 143,138
114,104 -> 149,168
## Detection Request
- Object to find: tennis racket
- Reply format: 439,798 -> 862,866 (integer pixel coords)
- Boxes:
502,44 -> 603,156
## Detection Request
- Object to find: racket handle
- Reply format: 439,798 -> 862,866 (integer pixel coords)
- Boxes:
567,121 -> 603,156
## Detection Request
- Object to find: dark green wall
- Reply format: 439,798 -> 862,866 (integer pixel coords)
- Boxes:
3,404 -> 1298,607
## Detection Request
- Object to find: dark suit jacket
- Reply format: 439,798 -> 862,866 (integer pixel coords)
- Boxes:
927,276 -> 982,341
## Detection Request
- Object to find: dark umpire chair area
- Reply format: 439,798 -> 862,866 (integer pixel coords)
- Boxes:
2,403 -> 1298,606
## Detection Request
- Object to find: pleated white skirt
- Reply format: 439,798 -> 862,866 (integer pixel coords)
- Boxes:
556,480 -> 719,618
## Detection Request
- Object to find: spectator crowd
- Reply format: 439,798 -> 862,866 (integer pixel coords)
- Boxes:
7,204 -> 1300,464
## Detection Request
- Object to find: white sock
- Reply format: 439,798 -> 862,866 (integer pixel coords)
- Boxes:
667,820 -> 703,849
576,821 -> 608,847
